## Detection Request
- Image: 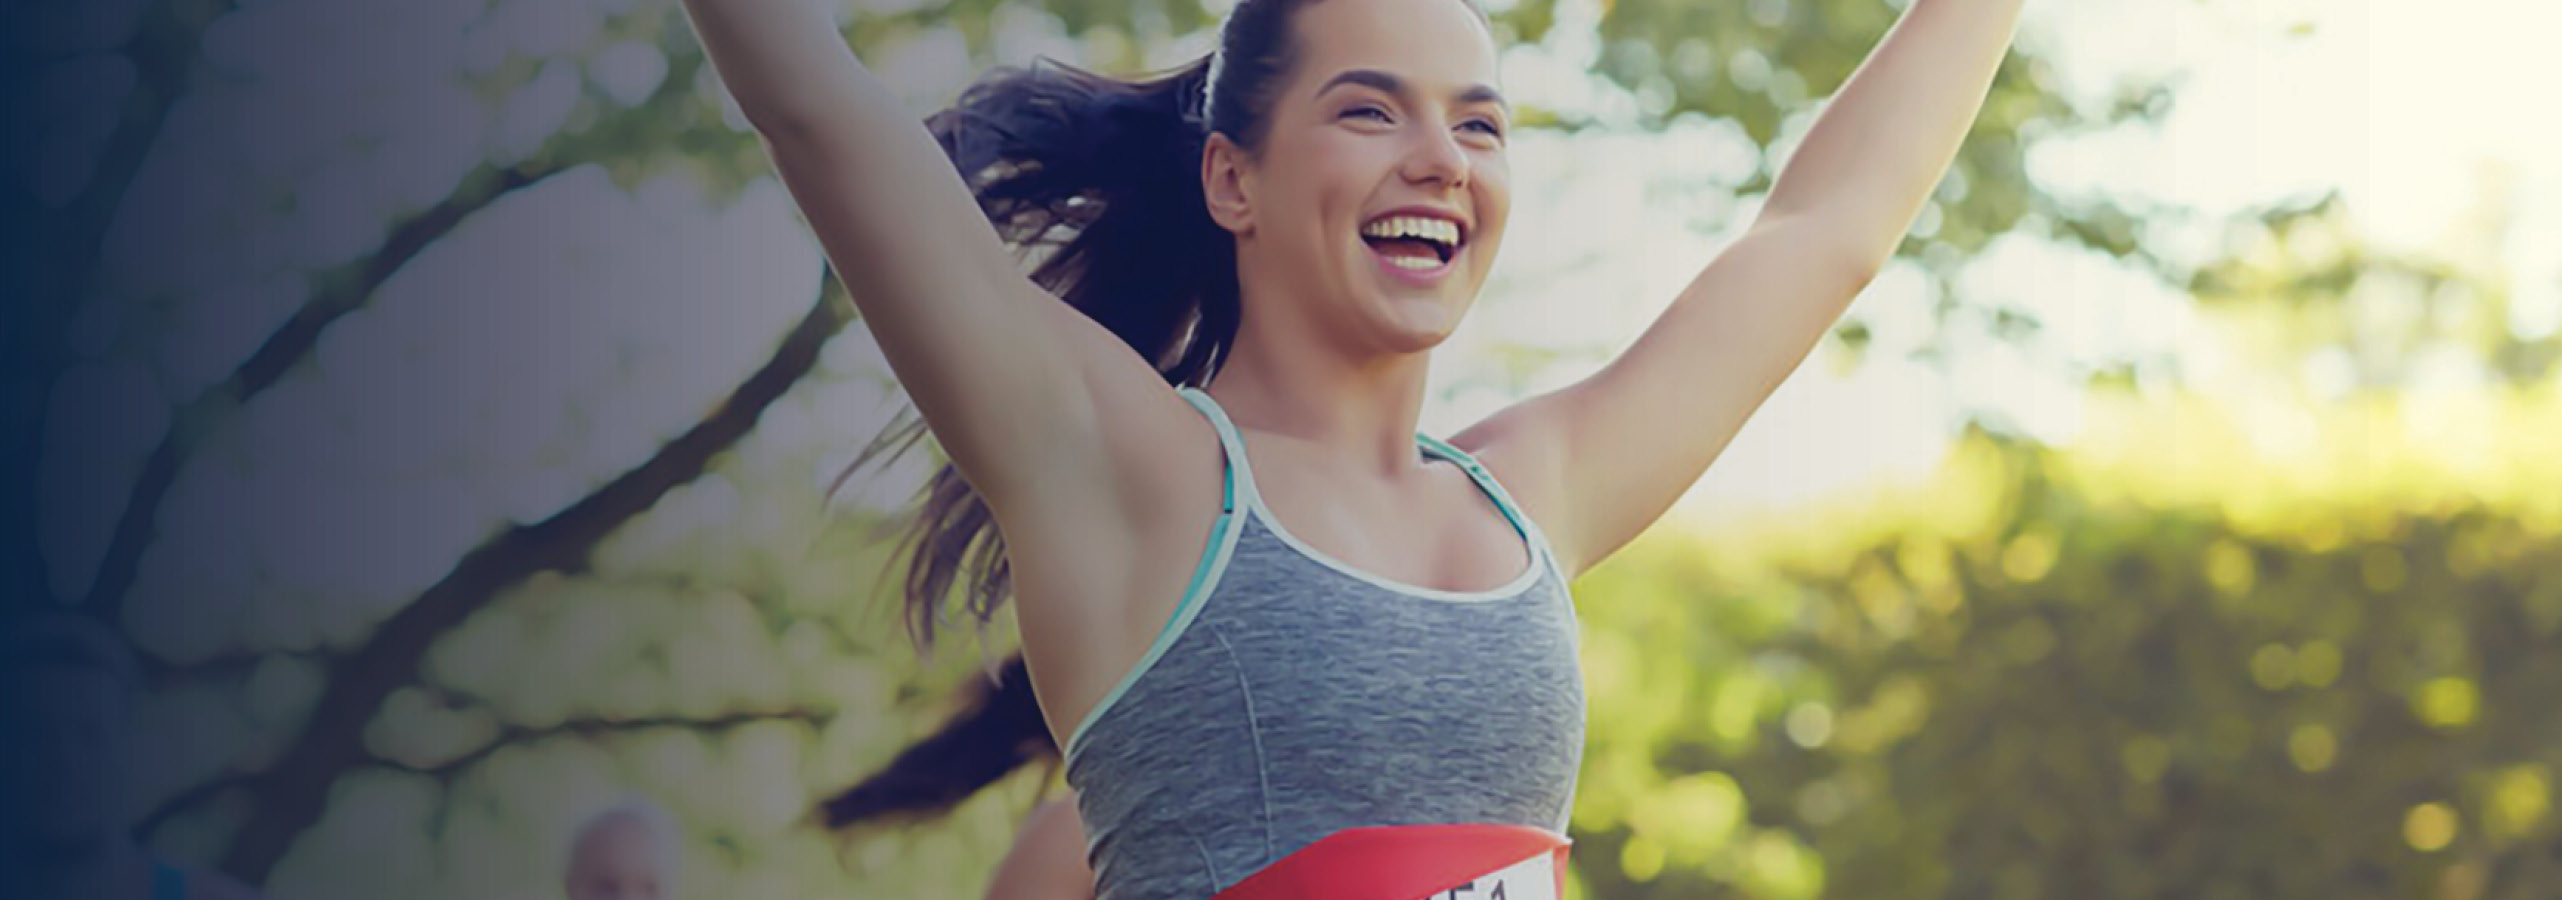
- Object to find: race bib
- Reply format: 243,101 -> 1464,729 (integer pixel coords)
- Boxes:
1210,824 -> 1570,900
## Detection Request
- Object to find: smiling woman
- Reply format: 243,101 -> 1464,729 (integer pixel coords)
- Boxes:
674,0 -> 2021,894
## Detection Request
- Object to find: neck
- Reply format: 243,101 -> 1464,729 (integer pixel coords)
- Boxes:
1212,293 -> 1438,477
2,833 -> 147,900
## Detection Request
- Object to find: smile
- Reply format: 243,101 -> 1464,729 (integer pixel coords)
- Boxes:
1359,211 -> 1467,284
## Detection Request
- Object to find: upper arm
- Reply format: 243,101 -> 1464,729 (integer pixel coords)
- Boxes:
690,13 -> 1189,517
761,100 -> 1181,514
1455,214 -> 1878,577
984,798 -> 1095,900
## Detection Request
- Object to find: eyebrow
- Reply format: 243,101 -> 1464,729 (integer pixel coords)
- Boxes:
1316,68 -> 1510,113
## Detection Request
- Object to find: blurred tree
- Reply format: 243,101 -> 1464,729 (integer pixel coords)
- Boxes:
1565,390 -> 2562,899
2188,184 -> 2562,390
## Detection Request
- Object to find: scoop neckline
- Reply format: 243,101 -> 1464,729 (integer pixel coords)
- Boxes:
1239,488 -> 1550,602
1187,391 -> 1550,601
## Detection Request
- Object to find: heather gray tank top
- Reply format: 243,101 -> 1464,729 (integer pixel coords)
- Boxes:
1061,387 -> 1585,900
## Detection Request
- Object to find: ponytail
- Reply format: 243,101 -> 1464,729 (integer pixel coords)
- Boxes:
821,652 -> 1052,828
839,55 -> 1240,654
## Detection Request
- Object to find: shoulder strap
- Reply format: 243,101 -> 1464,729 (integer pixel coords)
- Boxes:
1412,433 -> 1535,541
1173,387 -> 1250,514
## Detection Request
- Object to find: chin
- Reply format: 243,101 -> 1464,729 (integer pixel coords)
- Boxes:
1369,297 -> 1471,355
1326,261 -> 1483,355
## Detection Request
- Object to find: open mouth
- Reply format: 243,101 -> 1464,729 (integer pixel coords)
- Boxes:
1359,213 -> 1465,272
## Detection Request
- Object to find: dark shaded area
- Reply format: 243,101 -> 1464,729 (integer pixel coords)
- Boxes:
822,652 -> 1056,830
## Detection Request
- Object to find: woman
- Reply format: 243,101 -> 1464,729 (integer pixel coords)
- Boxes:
680,0 -> 2021,894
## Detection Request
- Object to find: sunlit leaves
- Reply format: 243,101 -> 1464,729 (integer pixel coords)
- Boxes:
1566,388 -> 2562,897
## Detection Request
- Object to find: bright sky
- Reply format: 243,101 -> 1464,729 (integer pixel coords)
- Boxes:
1457,0 -> 2562,526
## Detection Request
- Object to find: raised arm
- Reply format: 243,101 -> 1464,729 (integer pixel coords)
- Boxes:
678,0 -> 1182,511
1459,0 -> 2027,576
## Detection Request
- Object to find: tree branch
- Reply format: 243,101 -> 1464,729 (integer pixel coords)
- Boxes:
79,52 -> 727,623
3,0 -> 240,610
142,706 -> 825,840
401,708 -> 829,779
216,271 -> 851,883
80,161 -> 561,622
142,648 -> 326,689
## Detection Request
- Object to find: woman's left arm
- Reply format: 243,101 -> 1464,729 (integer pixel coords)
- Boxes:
1460,0 -> 2027,578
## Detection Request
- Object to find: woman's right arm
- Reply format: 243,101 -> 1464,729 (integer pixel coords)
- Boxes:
677,0 -> 1183,511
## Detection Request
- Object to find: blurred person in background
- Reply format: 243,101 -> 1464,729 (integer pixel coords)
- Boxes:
563,797 -> 684,900
0,610 -> 261,900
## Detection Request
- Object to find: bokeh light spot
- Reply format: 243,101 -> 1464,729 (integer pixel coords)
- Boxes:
2404,802 -> 2458,852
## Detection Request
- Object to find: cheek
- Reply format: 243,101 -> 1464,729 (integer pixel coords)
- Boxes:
1474,168 -> 1512,251
1289,133 -> 1392,203
1253,160 -> 1335,241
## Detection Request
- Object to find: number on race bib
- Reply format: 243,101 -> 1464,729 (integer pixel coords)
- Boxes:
1420,851 -> 1551,900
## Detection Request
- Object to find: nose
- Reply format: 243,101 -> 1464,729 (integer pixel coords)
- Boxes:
1397,122 -> 1470,190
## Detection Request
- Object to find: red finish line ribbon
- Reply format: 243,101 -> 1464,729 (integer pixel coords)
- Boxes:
1208,824 -> 1571,900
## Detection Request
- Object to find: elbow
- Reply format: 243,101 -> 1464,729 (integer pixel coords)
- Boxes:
1835,245 -> 1889,293
726,78 -> 864,145
1809,219 -> 1896,289
740,101 -> 824,143
1754,212 -> 1891,294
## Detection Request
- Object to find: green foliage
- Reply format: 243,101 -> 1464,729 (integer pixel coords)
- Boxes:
1565,412 -> 2562,899
1559,0 -> 2126,265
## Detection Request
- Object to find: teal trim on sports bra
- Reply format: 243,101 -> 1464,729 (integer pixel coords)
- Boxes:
1061,388 -> 1246,765
1411,432 -> 1534,539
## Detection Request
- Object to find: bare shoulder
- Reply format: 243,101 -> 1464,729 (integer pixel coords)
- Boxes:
990,360 -> 1224,555
988,368 -> 1227,748
994,365 -> 1227,601
1446,391 -> 1584,575
990,308 -> 1223,529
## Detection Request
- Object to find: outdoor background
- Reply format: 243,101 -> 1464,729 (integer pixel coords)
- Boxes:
9,0 -> 2561,897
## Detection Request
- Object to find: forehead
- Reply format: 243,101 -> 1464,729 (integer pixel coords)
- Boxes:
1287,0 -> 1501,88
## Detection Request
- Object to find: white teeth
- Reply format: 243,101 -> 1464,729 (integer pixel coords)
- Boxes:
1359,215 -> 1461,247
1383,254 -> 1441,270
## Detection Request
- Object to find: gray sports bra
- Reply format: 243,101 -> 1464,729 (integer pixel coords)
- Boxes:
1061,387 -> 1585,900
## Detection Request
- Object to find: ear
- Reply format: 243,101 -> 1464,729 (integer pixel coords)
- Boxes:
1201,131 -> 1255,235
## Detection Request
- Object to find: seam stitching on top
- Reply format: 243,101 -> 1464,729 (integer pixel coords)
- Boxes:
1211,624 -> 1277,866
